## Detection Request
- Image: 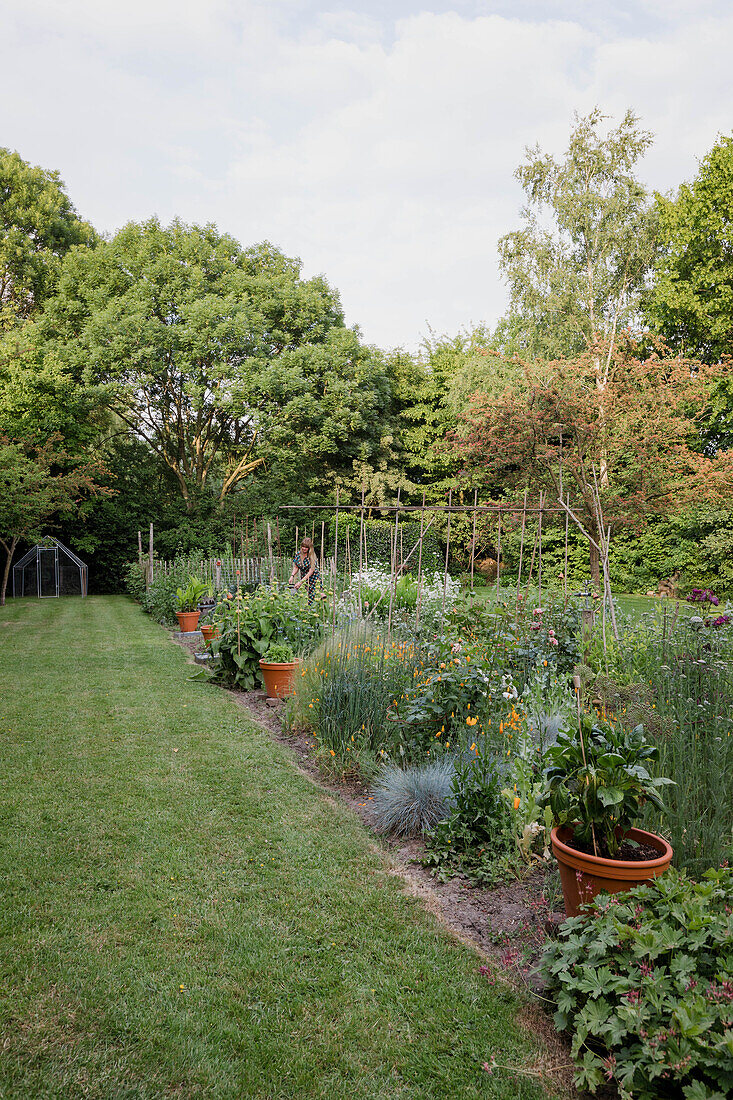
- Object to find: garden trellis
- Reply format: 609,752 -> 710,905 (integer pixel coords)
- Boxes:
13,538 -> 88,599
144,487 -> 617,650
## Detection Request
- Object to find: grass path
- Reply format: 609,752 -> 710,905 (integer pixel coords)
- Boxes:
0,597 -> 555,1100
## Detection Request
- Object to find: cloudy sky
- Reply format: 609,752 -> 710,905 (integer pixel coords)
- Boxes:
2,1 -> 732,349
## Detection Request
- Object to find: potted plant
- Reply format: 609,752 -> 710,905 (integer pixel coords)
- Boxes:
539,713 -> 674,917
259,641 -> 298,699
199,600 -> 220,645
174,576 -> 209,633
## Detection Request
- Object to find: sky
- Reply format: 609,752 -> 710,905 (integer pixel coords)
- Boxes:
1,0 -> 732,350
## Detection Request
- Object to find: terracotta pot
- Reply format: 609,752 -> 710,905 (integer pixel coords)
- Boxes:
259,659 -> 299,699
551,825 -> 673,918
175,610 -> 201,633
200,624 -> 220,644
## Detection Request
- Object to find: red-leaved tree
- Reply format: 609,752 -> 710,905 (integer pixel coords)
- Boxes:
453,346 -> 733,584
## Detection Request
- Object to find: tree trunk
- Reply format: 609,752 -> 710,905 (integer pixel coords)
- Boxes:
0,537 -> 18,606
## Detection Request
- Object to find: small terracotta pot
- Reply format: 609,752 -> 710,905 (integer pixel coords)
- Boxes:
551,825 -> 673,918
175,610 -> 201,633
259,659 -> 299,699
200,624 -> 220,644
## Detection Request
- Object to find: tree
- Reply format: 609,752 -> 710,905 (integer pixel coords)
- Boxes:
0,148 -> 96,329
0,436 -> 109,604
393,327 -> 518,500
498,109 -> 657,362
498,110 -> 659,490
454,347 -> 733,585
646,135 -> 733,450
39,219 -> 389,510
648,135 -> 733,362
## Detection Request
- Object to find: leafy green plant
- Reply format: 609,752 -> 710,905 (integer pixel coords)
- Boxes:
539,715 -> 673,858
124,561 -> 147,604
540,867 -> 733,1099
210,585 -> 324,690
174,575 -> 210,613
392,646 -> 498,744
262,642 -> 295,663
370,759 -> 455,837
423,740 -> 514,886
586,613 -> 733,872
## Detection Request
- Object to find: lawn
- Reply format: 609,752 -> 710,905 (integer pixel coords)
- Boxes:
0,596 -> 556,1100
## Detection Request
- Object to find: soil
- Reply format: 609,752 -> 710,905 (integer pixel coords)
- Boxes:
564,834 -> 663,862
173,631 -> 615,1099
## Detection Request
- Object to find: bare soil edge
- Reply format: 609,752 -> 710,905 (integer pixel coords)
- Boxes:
173,632 -> 613,1100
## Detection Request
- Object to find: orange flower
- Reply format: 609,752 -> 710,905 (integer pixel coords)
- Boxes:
513,796 -> 520,810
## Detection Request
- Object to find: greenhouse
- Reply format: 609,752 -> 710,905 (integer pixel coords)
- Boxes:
12,539 -> 88,599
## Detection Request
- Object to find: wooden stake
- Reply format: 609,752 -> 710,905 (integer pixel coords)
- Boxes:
538,492 -> 543,608
516,488 -> 528,617
333,487 -> 340,633
415,491 -> 426,631
138,530 -> 143,568
470,489 -> 478,594
442,489 -> 452,626
267,521 -> 275,583
148,523 -> 154,588
387,488 -> 400,640
358,487 -> 365,618
496,514 -> 502,602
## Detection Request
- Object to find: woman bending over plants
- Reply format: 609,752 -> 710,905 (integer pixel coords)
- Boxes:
289,537 -> 321,603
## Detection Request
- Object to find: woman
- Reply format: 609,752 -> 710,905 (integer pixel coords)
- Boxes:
289,537 -> 320,603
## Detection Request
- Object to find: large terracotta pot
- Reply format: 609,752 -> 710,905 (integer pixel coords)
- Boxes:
259,659 -> 299,699
175,610 -> 201,633
551,825 -> 673,918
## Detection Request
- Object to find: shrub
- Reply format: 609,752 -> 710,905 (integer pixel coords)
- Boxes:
370,759 -> 455,837
540,867 -> 733,1099
210,585 -> 325,690
423,740 -> 515,886
292,627 -> 422,758
124,562 -> 147,604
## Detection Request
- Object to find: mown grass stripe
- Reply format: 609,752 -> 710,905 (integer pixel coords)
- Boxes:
0,596 -> 554,1099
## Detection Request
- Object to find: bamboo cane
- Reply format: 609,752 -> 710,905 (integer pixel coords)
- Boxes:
358,487 -> 365,618
415,491 -> 426,632
470,489 -> 478,596
387,488 -> 400,640
516,488 -> 528,618
333,487 -> 340,634
442,489 -> 452,626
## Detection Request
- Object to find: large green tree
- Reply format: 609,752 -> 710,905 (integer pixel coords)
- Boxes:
498,109 -> 657,362
0,436 -> 108,604
646,135 -> 733,450
648,135 -> 733,361
0,148 -> 95,329
38,219 -> 391,510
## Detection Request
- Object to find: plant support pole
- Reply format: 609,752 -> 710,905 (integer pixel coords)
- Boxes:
442,489 -> 452,627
